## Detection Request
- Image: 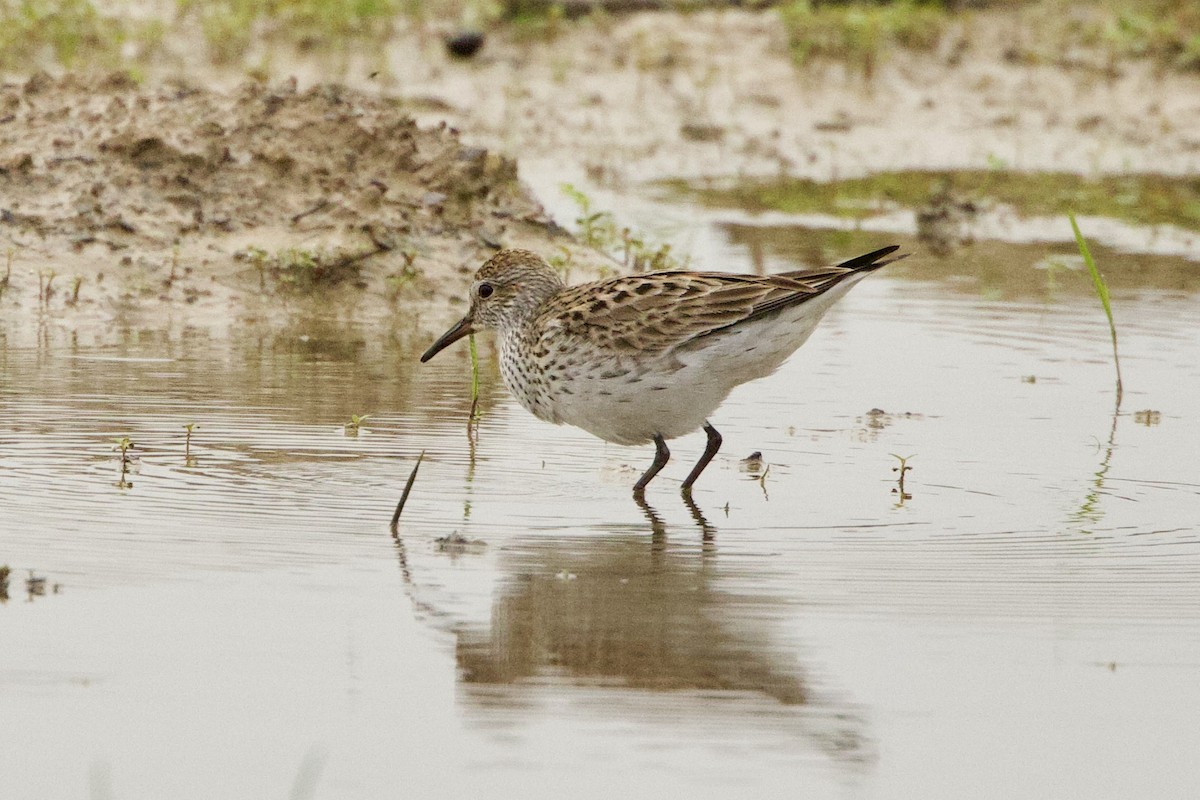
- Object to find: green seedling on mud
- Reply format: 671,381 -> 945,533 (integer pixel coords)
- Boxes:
344,414 -> 372,433
561,184 -> 688,272
276,248 -> 320,286
1069,214 -> 1122,407
561,183 -> 616,249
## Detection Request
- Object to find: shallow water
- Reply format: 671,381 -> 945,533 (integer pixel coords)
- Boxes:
3,218 -> 1200,798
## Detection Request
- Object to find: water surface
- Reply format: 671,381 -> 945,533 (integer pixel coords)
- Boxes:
3,222 -> 1199,798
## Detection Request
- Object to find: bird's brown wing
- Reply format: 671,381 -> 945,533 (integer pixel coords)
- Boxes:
540,245 -> 903,355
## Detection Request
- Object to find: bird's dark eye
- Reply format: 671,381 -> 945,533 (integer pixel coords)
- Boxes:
478,282 -> 494,299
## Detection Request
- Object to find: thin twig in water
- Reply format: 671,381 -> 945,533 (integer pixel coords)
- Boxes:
389,451 -> 424,530
1069,214 -> 1122,408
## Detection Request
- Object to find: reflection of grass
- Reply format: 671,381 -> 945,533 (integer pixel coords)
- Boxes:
667,170 -> 1200,231
561,183 -> 687,272
780,0 -> 947,75
1071,414 -> 1117,533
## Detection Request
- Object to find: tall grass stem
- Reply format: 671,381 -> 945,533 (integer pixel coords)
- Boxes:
468,332 -> 481,425
1069,214 -> 1122,408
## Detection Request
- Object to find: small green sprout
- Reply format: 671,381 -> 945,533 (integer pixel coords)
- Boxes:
112,436 -> 135,489
113,436 -> 134,461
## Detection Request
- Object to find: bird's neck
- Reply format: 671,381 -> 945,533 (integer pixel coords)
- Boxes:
498,281 -> 563,337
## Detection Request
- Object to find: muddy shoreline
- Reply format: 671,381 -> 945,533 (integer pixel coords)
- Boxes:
1,8 -> 1198,341
0,72 -> 614,343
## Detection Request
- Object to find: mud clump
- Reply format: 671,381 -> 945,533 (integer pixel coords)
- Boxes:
916,184 -> 979,258
0,72 -> 569,331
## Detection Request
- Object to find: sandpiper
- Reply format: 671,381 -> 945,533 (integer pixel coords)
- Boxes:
421,245 -> 906,496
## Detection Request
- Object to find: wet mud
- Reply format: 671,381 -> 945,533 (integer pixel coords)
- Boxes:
0,72 -> 604,339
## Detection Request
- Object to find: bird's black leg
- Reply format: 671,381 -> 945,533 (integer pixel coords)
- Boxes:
681,422 -> 722,495
633,433 -> 670,498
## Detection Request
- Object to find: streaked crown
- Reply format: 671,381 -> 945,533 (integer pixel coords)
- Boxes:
468,250 -> 565,331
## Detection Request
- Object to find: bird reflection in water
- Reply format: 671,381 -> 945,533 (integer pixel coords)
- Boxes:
391,493 -> 869,766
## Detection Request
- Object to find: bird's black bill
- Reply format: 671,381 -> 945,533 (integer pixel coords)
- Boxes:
420,316 -> 475,362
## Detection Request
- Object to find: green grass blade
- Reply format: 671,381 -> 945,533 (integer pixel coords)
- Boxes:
1069,213 -> 1122,407
468,332 -> 481,424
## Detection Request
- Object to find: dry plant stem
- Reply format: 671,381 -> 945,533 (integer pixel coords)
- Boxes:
1070,214 -> 1123,408
389,451 -> 424,530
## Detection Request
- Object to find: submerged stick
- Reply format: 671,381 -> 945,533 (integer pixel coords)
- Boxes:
1069,214 -> 1122,408
389,451 -> 424,530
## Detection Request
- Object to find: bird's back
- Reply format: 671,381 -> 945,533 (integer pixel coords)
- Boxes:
498,246 -> 903,444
